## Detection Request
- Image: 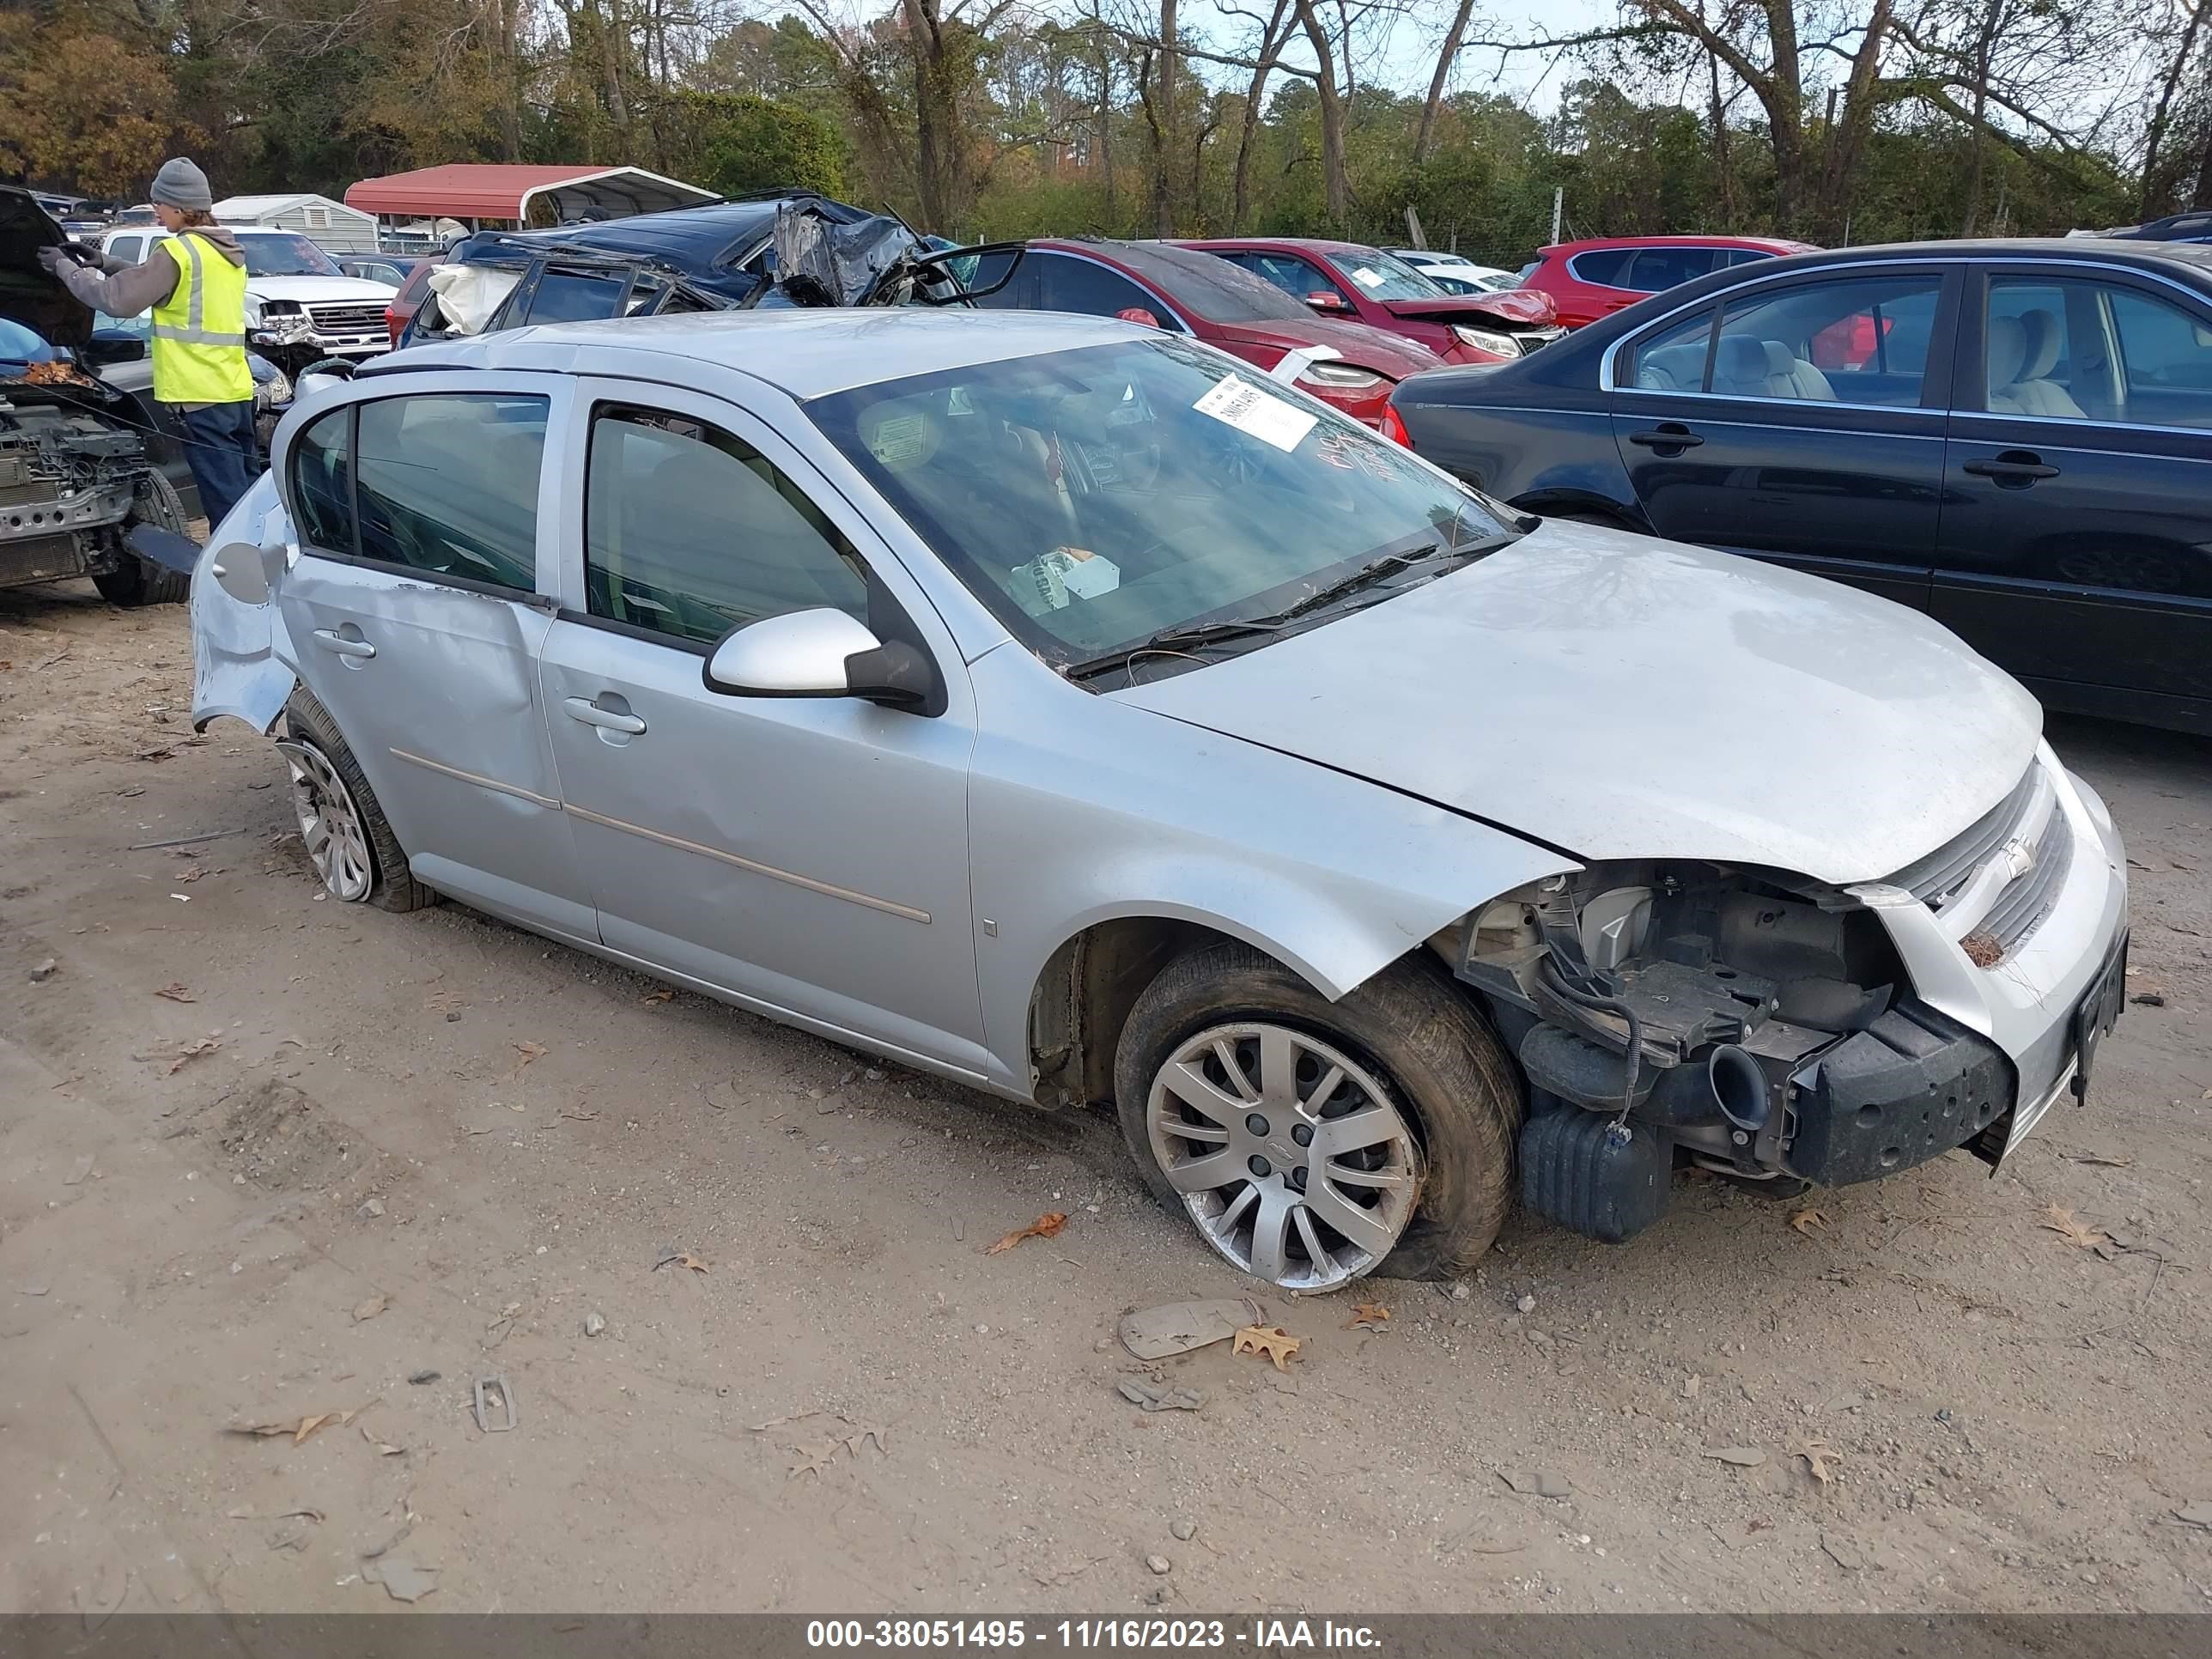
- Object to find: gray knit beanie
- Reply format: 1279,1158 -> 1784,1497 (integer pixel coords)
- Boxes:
149,157 -> 214,212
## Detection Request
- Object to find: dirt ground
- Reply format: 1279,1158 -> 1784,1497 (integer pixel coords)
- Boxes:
3,582 -> 2209,1619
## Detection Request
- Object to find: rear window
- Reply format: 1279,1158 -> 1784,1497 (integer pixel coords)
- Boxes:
1101,244 -> 1315,324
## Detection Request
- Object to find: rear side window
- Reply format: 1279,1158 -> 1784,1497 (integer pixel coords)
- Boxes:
1566,248 -> 1633,287
1624,246 -> 1722,293
290,406 -> 353,552
583,404 -> 868,646
353,394 -> 547,591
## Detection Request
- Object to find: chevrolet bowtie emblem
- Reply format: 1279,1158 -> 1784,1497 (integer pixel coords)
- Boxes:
2000,836 -> 2038,881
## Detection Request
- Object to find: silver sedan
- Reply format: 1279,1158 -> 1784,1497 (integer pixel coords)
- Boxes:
193,308 -> 2128,1291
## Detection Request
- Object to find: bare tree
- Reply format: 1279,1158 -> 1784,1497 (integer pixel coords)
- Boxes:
1414,0 -> 1478,163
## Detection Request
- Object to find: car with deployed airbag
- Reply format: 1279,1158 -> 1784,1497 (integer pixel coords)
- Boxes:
191,307 -> 2127,1290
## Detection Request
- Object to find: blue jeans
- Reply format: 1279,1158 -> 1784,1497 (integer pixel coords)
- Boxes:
176,400 -> 260,532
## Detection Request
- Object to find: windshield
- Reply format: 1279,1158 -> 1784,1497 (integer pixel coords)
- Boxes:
810,336 -> 1516,671
237,234 -> 343,277
0,318 -> 58,366
1333,248 -> 1450,301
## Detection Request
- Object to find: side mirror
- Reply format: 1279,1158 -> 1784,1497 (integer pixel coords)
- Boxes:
703,608 -> 933,708
83,333 -> 147,366
1306,291 -> 1351,313
208,538 -> 285,605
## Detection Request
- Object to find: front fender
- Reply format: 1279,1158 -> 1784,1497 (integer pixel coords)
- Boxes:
190,472 -> 300,734
964,648 -> 1577,1093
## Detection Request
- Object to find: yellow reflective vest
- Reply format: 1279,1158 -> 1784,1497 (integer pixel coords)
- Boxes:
151,232 -> 253,404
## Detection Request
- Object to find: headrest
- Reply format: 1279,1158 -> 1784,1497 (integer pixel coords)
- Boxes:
2019,310 -> 2063,380
1986,314 -> 2027,387
1715,333 -> 1768,381
1761,340 -> 1798,376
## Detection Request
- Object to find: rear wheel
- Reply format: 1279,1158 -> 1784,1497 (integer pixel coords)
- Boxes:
92,474 -> 191,607
277,690 -> 431,912
1114,943 -> 1521,1290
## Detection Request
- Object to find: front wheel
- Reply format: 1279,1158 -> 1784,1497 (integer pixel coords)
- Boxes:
1114,943 -> 1521,1291
93,473 -> 191,606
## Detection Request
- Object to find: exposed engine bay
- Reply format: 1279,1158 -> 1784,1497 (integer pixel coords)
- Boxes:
0,383 -> 161,590
1440,859 -> 2021,1243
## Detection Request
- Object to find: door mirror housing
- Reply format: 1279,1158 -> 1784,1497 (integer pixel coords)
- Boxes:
208,538 -> 286,605
703,608 -> 933,708
83,332 -> 147,366
1306,290 -> 1352,313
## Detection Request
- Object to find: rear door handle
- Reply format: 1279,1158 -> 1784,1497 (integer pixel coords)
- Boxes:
1627,426 -> 1705,450
1963,453 -> 2059,483
310,628 -> 374,659
563,696 -> 646,736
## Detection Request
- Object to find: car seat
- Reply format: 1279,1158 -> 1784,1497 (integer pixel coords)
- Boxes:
1759,340 -> 1837,399
1986,313 -> 2086,418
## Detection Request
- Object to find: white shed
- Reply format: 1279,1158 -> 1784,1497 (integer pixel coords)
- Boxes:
212,193 -> 380,255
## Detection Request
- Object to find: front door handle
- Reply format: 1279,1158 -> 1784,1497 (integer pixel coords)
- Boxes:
1963,453 -> 2059,484
1627,425 -> 1705,451
310,628 -> 374,659
563,696 -> 646,736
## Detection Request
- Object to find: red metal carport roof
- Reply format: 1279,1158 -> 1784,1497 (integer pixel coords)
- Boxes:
343,165 -> 715,222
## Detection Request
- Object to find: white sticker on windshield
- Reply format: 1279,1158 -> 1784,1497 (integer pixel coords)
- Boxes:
1193,374 -> 1318,453
1350,266 -> 1384,289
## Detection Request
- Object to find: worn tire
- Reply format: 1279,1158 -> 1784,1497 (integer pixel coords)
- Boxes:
282,689 -> 433,914
1113,941 -> 1522,1283
93,474 -> 191,606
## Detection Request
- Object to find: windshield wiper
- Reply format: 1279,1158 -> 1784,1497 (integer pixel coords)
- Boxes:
1066,533 -> 1504,682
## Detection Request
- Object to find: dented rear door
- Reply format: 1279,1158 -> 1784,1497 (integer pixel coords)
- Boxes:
276,375 -> 599,945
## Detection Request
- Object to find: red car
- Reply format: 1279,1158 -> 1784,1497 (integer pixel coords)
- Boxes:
1179,238 -> 1563,363
965,239 -> 1444,430
385,256 -> 443,347
1517,235 -> 1819,329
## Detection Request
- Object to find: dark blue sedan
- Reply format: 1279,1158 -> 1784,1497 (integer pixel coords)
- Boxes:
1391,238 -> 2212,736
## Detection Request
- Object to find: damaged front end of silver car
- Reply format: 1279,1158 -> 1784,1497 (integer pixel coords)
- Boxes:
1433,779 -> 2124,1243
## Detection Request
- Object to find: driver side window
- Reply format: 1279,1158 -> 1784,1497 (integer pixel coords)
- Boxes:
582,405 -> 869,647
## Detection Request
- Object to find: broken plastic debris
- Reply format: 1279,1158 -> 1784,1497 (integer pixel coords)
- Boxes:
1117,1297 -> 1263,1360
1116,1378 -> 1206,1413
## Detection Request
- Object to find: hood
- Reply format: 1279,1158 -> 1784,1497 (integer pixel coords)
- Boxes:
1379,288 -> 1557,328
1115,522 -> 2043,884
1211,316 -> 1443,380
1,185 -> 90,349
248,275 -> 398,303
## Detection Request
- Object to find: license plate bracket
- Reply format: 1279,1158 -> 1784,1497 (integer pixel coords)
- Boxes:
2069,933 -> 2128,1104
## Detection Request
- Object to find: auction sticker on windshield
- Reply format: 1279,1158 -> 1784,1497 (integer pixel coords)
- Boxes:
1193,374 -> 1317,453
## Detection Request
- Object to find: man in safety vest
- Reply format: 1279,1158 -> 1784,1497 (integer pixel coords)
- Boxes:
40,157 -> 259,532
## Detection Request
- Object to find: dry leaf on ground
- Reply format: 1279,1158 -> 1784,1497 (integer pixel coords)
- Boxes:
1789,1208 -> 1828,1236
651,1250 -> 709,1273
984,1212 -> 1068,1254
788,1441 -> 839,1480
844,1425 -> 888,1456
165,1036 -> 221,1075
1791,1437 -> 1841,1485
352,1292 -> 389,1322
227,1407 -> 364,1445
1346,1303 -> 1390,1332
153,982 -> 196,1002
360,1424 -> 405,1455
2040,1203 -> 2109,1249
509,1040 -> 547,1075
641,988 -> 676,1003
1704,1446 -> 1767,1467
1232,1323 -> 1304,1370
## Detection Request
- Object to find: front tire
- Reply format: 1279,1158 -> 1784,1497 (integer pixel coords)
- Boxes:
1113,943 -> 1521,1289
93,474 -> 191,606
277,690 -> 431,913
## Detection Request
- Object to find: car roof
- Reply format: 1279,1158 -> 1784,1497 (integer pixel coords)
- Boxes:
460,195 -> 866,268
1544,234 -> 1814,255
369,307 -> 1160,400
1178,237 -> 1386,258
